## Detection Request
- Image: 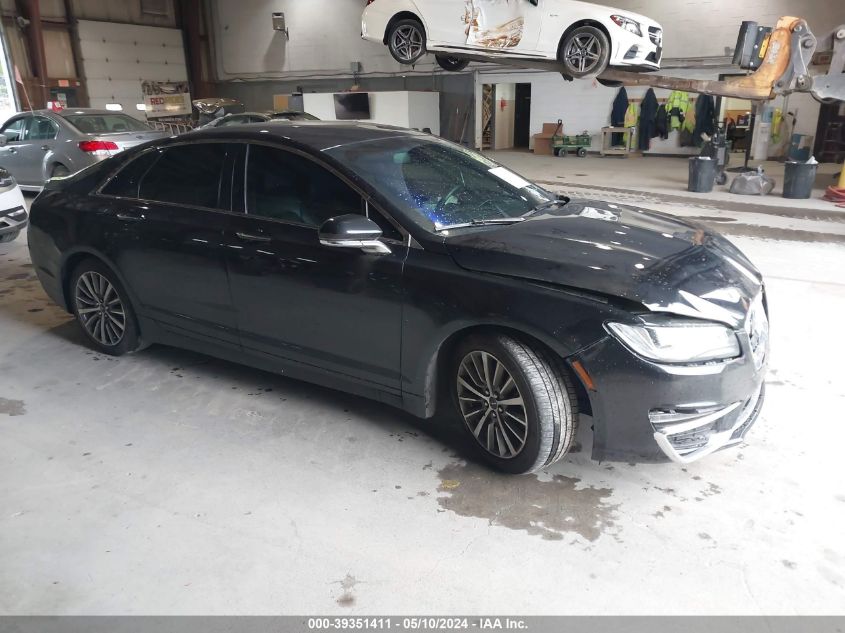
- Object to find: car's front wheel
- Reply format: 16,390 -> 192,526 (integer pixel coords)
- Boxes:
452,333 -> 579,474
387,18 -> 427,65
559,26 -> 611,78
435,55 -> 469,72
70,259 -> 141,356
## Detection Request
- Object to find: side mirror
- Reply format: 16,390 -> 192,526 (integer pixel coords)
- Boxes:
0,134 -> 7,147
319,214 -> 391,255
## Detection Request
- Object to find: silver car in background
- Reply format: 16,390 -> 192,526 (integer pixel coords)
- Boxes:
0,109 -> 165,191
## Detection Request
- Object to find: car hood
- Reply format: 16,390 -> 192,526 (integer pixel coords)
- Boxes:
444,200 -> 763,328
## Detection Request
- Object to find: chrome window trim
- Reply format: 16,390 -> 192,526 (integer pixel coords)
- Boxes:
92,137 -> 415,249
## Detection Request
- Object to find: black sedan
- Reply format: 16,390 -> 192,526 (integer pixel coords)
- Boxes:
27,122 -> 769,474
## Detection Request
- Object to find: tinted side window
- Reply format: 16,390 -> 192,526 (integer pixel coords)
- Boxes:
1,118 -> 27,142
139,144 -> 229,209
26,117 -> 58,141
246,144 -> 362,227
101,151 -> 161,198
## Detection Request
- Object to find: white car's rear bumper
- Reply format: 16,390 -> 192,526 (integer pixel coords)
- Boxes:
361,3 -> 394,45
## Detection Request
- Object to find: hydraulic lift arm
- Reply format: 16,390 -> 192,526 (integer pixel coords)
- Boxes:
450,17 -> 845,103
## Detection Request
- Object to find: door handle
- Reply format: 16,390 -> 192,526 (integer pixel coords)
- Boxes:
41,145 -> 50,151
236,232 -> 271,243
116,212 -> 144,222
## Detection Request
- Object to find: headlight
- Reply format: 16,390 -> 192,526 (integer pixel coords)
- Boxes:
606,317 -> 741,364
610,15 -> 642,37
0,169 -> 15,188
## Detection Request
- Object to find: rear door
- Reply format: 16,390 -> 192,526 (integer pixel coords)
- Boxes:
223,142 -> 408,392
96,142 -> 240,347
0,116 -> 33,185
21,115 -> 60,183
422,0 -> 473,47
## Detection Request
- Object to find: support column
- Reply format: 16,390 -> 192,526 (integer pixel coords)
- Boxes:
18,0 -> 49,108
181,0 -> 212,99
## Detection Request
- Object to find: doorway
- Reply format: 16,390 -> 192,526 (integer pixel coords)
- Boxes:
514,83 -> 531,148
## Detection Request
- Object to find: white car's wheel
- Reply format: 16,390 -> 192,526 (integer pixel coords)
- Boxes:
435,55 -> 469,72
387,18 -> 427,65
559,26 -> 610,78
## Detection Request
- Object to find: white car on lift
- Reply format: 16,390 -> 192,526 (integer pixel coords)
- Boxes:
362,0 -> 663,78
0,167 -> 27,244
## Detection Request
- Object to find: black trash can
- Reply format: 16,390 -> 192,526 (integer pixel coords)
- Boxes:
688,157 -> 717,193
783,161 -> 818,199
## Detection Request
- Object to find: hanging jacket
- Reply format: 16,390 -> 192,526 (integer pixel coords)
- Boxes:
610,87 -> 629,146
655,104 -> 670,140
611,87 -> 629,126
693,95 -> 716,147
623,101 -> 639,148
666,91 -> 692,131
638,89 -> 659,151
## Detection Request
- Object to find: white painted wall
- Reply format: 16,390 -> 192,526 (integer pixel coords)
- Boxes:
77,21 -> 188,118
494,84 -> 516,150
302,91 -> 440,134
595,0 -> 844,61
210,0 -> 439,80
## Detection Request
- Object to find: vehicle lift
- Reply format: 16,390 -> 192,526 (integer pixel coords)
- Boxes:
445,16 -> 845,186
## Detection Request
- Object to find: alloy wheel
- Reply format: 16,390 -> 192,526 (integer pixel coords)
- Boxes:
457,351 -> 528,459
75,271 -> 126,347
392,25 -> 424,63
565,33 -> 602,74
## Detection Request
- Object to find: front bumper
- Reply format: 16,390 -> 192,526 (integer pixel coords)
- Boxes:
0,193 -> 28,243
574,331 -> 766,463
609,24 -> 662,70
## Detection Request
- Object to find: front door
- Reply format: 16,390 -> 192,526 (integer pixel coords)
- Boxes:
224,143 -> 407,392
466,0 -> 542,53
0,116 -> 32,185
95,142 -> 240,346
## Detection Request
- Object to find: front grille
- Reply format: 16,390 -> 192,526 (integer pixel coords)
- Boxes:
746,294 -> 769,370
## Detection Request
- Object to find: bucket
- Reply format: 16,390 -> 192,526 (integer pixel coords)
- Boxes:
688,157 -> 717,193
783,161 -> 818,199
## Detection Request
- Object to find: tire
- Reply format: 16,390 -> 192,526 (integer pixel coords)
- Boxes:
597,78 -> 623,88
70,258 -> 141,356
435,55 -> 469,72
387,18 -> 427,65
51,164 -> 70,178
452,333 -> 579,474
558,26 -> 610,79
577,147 -> 588,158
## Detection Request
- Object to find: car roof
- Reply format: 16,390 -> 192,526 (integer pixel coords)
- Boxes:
187,120 -> 430,152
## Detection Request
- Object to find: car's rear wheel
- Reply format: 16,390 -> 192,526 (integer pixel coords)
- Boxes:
559,26 -> 610,78
387,18 -> 427,65
435,55 -> 469,72
70,259 -> 140,356
452,333 -> 578,474
51,164 -> 70,178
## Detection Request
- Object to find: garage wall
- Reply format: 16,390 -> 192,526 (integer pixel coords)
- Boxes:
77,20 -> 188,116
599,0 -> 844,60
210,0 -> 438,80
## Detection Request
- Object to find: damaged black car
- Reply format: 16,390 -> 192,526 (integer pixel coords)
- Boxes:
27,122 -> 769,474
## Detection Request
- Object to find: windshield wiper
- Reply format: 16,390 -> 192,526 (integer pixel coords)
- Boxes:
434,217 -> 526,232
524,196 -> 570,217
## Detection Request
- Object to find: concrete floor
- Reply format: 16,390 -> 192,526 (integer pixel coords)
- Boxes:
2,154 -> 845,615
